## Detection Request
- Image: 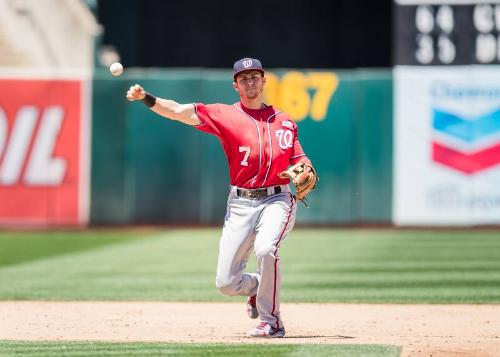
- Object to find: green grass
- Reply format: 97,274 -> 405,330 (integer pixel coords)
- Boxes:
0,230 -> 146,267
0,341 -> 400,357
0,228 -> 499,302
282,229 -> 500,303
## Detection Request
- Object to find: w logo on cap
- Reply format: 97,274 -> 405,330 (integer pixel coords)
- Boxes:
233,58 -> 264,79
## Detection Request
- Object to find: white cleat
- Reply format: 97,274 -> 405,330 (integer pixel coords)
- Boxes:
246,322 -> 285,338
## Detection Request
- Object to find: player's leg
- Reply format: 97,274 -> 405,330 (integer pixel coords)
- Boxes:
215,190 -> 260,297
250,193 -> 296,334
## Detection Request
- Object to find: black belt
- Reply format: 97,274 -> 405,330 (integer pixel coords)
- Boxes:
236,186 -> 282,199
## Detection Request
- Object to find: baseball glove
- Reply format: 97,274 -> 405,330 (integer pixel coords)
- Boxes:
278,161 -> 318,205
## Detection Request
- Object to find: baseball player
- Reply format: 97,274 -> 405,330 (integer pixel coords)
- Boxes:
126,58 -> 317,338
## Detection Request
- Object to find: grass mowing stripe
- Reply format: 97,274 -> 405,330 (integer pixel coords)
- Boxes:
0,341 -> 401,357
0,230 -> 225,301
0,228 -> 499,303
0,230 -> 154,267
282,229 -> 500,303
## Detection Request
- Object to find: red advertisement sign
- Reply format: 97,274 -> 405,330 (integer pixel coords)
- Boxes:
0,79 -> 85,225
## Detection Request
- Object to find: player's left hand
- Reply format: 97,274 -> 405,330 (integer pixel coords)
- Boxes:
278,161 -> 318,204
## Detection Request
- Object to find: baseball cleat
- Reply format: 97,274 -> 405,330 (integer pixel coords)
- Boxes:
246,295 -> 259,319
246,322 -> 285,338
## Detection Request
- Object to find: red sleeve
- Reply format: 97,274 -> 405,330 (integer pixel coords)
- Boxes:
289,124 -> 310,165
193,103 -> 223,137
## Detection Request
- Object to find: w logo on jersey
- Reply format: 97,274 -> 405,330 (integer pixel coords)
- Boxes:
276,129 -> 293,149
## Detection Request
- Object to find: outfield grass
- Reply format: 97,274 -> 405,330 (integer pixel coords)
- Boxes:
0,341 -> 400,357
0,230 -> 142,267
0,228 -> 499,303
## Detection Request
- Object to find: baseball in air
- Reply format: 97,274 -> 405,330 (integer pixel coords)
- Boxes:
109,62 -> 123,76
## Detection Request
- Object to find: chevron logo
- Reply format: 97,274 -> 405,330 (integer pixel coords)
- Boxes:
432,109 -> 500,174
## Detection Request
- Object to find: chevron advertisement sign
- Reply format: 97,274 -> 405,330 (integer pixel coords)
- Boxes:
432,109 -> 500,174
394,66 -> 500,226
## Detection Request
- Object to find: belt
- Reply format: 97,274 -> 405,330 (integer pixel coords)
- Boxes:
236,186 -> 282,200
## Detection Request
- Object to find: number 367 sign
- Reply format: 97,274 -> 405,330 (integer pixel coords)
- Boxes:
0,79 -> 90,226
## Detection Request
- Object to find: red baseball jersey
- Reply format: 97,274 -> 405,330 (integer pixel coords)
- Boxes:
194,102 -> 309,188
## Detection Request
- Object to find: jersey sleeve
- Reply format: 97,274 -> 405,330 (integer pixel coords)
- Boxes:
289,123 -> 311,165
193,103 -> 223,137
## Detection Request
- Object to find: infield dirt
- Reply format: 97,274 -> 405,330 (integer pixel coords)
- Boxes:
0,302 -> 499,356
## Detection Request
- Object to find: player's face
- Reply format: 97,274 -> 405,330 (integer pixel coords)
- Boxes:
233,71 -> 265,100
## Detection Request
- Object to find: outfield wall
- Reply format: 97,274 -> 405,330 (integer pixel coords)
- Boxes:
91,69 -> 393,225
7,68 -> 498,226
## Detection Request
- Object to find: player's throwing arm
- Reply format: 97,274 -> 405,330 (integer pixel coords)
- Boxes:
126,84 -> 200,126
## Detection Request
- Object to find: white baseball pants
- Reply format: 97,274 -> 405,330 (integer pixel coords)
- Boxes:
215,185 -> 297,330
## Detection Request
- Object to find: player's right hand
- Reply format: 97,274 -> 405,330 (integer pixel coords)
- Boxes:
126,84 -> 146,101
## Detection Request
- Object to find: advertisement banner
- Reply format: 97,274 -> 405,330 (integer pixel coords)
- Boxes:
394,66 -> 500,225
0,78 -> 90,225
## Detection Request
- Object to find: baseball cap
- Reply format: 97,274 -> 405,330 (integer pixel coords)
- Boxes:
233,57 -> 264,80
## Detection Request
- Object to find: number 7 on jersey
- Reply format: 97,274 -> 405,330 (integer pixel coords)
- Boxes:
239,146 -> 250,166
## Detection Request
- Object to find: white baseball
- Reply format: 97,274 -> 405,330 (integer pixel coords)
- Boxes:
109,62 -> 123,76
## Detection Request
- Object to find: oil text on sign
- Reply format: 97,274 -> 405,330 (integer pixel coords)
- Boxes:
0,80 -> 83,225
0,106 -> 66,185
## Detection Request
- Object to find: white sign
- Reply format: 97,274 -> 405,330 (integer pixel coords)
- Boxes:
393,65 -> 500,225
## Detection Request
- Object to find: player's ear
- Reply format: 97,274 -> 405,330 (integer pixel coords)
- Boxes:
262,75 -> 266,86
232,81 -> 238,92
